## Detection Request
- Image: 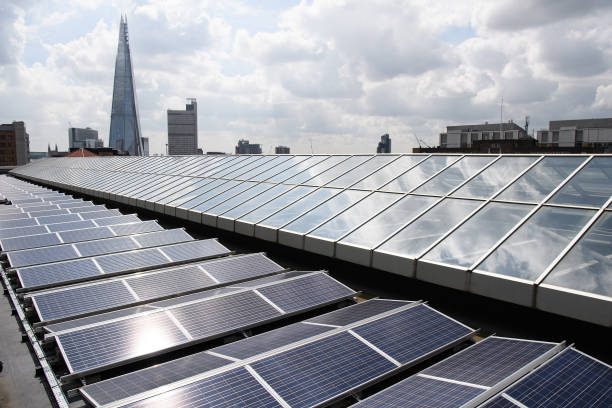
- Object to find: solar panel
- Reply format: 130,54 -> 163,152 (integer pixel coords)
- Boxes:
481,348 -> 612,408
95,249 -> 172,274
125,264 -> 216,301
352,304 -> 473,364
94,214 -> 141,226
26,209 -> 69,218
108,220 -> 164,236
158,239 -> 229,262
306,299 -> 411,327
202,253 -> 285,283
251,331 -> 397,408
132,228 -> 193,247
256,272 -> 355,313
0,233 -> 62,251
0,218 -> 38,228
45,306 -> 158,334
212,322 -> 334,360
18,258 -> 101,290
118,367 -> 283,408
58,226 -> 117,243
75,236 -> 141,257
0,212 -> 30,220
79,209 -> 122,220
0,225 -> 47,239
46,220 -> 97,232
51,272 -> 354,379
354,375 -> 485,408
81,352 -> 233,406
35,213 -> 82,225
7,245 -> 80,268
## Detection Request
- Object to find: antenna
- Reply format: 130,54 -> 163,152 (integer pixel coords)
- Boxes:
524,115 -> 530,135
500,95 -> 503,137
310,139 -> 314,154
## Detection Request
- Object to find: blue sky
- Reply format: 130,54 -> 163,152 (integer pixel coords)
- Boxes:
1,0 -> 612,154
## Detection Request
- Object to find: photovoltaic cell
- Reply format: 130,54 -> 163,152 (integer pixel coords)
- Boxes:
482,348 -> 612,408
18,258 -> 101,290
0,225 -> 47,239
81,352 -> 233,406
46,220 -> 97,232
33,280 -> 136,322
354,375 -> 485,408
35,213 -> 81,225
58,227 -> 116,243
7,245 -> 79,268
46,306 -> 157,334
109,220 -> 163,236
212,322 -> 334,360
203,253 -> 284,283
422,337 -> 557,387
0,233 -> 62,251
119,367 -> 283,408
257,272 -> 355,313
133,229 -> 193,247
251,331 -> 397,408
126,265 -> 216,301
79,209 -> 122,220
75,236 -> 140,257
95,249 -> 170,274
94,214 -> 141,226
159,239 -> 229,262
306,299 -> 411,327
352,304 -> 473,364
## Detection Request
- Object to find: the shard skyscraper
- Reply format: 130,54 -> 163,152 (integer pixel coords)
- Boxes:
109,15 -> 143,156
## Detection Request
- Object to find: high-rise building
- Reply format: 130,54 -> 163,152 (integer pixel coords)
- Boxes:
68,127 -> 103,149
376,134 -> 391,153
0,121 -> 29,166
109,15 -> 143,156
167,98 -> 198,155
142,137 -> 149,156
537,118 -> 612,150
275,146 -> 290,154
235,139 -> 262,154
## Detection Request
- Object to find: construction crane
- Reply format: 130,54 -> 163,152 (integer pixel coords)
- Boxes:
413,134 -> 431,149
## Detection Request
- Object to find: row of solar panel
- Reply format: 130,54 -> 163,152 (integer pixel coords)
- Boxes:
12,155 -> 611,326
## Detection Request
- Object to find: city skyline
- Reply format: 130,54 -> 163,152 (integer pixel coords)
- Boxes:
1,1 -> 612,155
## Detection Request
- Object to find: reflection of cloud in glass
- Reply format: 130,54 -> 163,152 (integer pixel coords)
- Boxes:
328,156 -> 397,188
354,156 -> 426,190
476,206 -> 595,281
240,185 -> 315,223
261,188 -> 338,228
544,212 -> 612,297
415,156 -> 495,195
382,156 -> 460,193
548,157 -> 612,208
423,202 -> 533,267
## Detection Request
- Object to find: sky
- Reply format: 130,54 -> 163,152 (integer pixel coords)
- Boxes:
1,0 -> 612,155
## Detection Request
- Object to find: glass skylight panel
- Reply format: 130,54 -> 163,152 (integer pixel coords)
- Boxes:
194,156 -> 244,177
340,195 -> 440,248
377,198 -> 482,257
258,187 -> 340,228
238,186 -> 316,224
221,184 -> 293,219
543,212 -> 612,297
233,155 -> 291,180
142,177 -> 194,202
326,155 -> 397,188
203,182 -> 272,215
422,202 -> 534,268
352,155 -> 428,190
281,155 -> 346,184
154,178 -> 213,205
308,192 -> 401,240
302,155 -> 370,186
452,156 -> 539,199
282,190 -> 370,234
413,156 -> 496,196
476,206 -> 596,281
495,156 -> 586,203
547,157 -> 612,208
165,178 -> 220,207
217,156 -> 271,179
176,180 -> 239,209
382,155 -> 460,192
191,181 -> 256,212
249,155 -> 309,181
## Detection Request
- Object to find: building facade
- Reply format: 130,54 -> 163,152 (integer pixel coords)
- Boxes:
68,127 -> 103,149
440,121 -> 529,149
235,139 -> 262,154
0,121 -> 29,166
537,118 -> 612,151
109,15 -> 144,156
376,134 -> 391,153
275,146 -> 290,154
167,99 -> 198,155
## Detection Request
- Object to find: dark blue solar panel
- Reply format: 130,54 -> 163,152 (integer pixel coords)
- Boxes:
251,331 -> 396,408
0,225 -> 47,239
158,240 -> 230,262
119,367 -> 282,408
0,218 -> 38,228
18,258 -> 101,289
306,299 -> 410,327
423,337 -> 557,387
36,213 -> 81,224
133,229 -> 193,247
204,253 -> 284,283
33,280 -> 136,323
492,348 -> 612,408
480,397 -> 519,407
257,272 -> 355,313
59,227 -> 116,243
94,215 -> 141,227
8,245 -> 79,267
95,249 -> 170,274
76,236 -> 140,257
354,375 -> 485,408
352,304 -> 473,364
57,312 -> 188,374
109,220 -> 163,236
0,233 -> 62,251
46,220 -> 96,232
212,322 -> 334,360
79,209 -> 122,220
81,352 -> 233,406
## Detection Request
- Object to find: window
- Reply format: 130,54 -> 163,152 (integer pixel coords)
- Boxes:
552,131 -> 559,142
492,132 -> 500,140
440,134 -> 447,147
541,131 -> 548,142
482,132 -> 490,140
471,133 -> 478,142
504,132 -> 513,140
460,133 -> 468,147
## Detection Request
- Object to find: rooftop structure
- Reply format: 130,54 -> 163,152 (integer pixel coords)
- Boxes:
3,155 -> 612,407
235,139 -> 262,154
109,16 -> 144,156
537,117 -> 612,152
0,121 -> 29,166
68,127 -> 103,150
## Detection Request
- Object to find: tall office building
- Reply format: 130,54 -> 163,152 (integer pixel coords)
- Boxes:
167,98 -> 198,155
109,15 -> 143,156
376,134 -> 391,153
0,121 -> 29,166
68,127 -> 103,149
235,139 -> 262,154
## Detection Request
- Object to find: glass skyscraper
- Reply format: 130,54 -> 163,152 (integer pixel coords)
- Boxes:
109,15 -> 143,156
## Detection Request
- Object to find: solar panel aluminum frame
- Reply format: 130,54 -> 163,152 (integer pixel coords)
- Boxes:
54,271 -> 357,382
28,253 -> 289,328
84,301 -> 477,408
15,238 -> 232,293
536,284 -> 612,327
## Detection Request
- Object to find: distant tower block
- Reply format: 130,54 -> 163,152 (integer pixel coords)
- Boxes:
109,15 -> 144,156
275,146 -> 290,154
377,134 -> 391,153
167,98 -> 198,155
